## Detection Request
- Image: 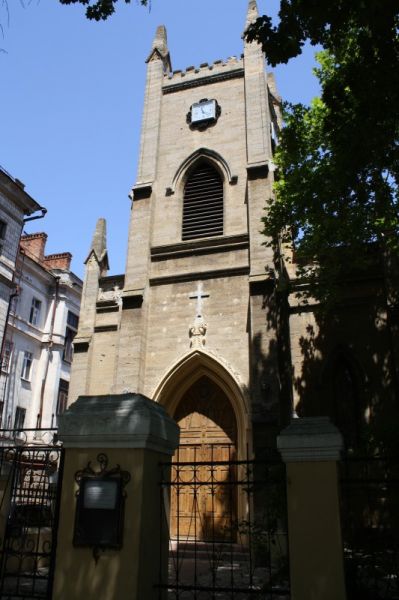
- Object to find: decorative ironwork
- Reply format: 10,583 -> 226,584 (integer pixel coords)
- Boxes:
0,443 -> 64,599
73,453 -> 131,562
157,447 -> 290,599
0,428 -> 58,447
74,453 -> 130,487
340,455 -> 399,600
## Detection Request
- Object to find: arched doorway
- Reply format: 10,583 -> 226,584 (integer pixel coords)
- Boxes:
171,375 -> 238,541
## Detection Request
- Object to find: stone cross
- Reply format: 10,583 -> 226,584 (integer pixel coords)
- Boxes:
189,282 -> 209,317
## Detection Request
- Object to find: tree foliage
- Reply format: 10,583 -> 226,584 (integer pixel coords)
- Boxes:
267,52 -> 399,299
58,0 -> 147,21
245,2 -> 399,299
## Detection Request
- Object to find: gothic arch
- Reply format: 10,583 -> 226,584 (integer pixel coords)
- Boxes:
170,148 -> 236,194
152,349 -> 250,459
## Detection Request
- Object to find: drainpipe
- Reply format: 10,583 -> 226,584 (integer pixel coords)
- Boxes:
37,276 -> 60,428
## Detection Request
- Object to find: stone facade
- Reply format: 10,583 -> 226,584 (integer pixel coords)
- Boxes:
69,2 -> 283,457
69,1 -> 398,456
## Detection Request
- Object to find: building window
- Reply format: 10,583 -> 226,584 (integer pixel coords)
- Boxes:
67,311 -> 79,330
1,340 -> 13,373
57,379 -> 69,415
21,351 -> 33,381
29,297 -> 42,326
14,407 -> 26,430
63,311 -> 79,363
182,161 -> 223,241
0,219 -> 7,254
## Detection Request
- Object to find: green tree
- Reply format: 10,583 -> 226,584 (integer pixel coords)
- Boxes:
267,49 -> 399,301
58,0 -> 147,21
246,2 -> 399,300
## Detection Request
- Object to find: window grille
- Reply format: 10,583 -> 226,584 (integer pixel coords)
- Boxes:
182,162 -> 223,241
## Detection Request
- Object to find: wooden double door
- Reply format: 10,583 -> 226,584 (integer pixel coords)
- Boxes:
171,376 -> 238,541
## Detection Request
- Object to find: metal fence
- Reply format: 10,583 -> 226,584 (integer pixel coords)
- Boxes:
340,455 -> 399,600
0,430 -> 64,599
157,449 -> 290,599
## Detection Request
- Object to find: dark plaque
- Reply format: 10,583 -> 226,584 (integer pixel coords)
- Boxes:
73,454 -> 130,558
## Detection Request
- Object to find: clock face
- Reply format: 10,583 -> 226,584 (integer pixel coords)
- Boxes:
187,98 -> 221,129
191,100 -> 216,123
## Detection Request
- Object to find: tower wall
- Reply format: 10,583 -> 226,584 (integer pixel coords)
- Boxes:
69,7 -> 286,452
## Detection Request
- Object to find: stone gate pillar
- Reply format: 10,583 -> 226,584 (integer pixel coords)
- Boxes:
277,417 -> 346,600
53,393 -> 179,600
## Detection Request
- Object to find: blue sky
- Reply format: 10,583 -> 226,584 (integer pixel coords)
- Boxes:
0,0 -> 320,278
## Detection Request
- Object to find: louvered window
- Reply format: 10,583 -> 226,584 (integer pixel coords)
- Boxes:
182,162 -> 223,240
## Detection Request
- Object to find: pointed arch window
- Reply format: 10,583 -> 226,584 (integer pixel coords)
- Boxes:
182,161 -> 223,241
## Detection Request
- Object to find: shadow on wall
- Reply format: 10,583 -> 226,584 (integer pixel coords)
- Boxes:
249,280 -> 294,455
293,289 -> 399,456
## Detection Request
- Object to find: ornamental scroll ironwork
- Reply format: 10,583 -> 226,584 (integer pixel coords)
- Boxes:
73,453 -> 131,562
0,443 -> 64,600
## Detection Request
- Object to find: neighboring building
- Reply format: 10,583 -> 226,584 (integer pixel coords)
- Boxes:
68,0 -> 398,533
0,166 -> 46,367
0,233 -> 82,432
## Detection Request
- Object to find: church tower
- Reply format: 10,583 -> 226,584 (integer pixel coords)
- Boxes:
69,1 -> 286,458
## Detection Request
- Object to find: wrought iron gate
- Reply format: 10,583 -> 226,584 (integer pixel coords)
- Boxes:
340,455 -> 399,600
0,433 -> 64,599
157,449 -> 290,599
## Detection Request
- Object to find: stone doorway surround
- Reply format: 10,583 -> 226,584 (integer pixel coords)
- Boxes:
153,350 -> 250,461
153,350 -> 251,543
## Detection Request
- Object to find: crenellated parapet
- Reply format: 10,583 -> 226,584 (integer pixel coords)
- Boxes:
163,56 -> 244,93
